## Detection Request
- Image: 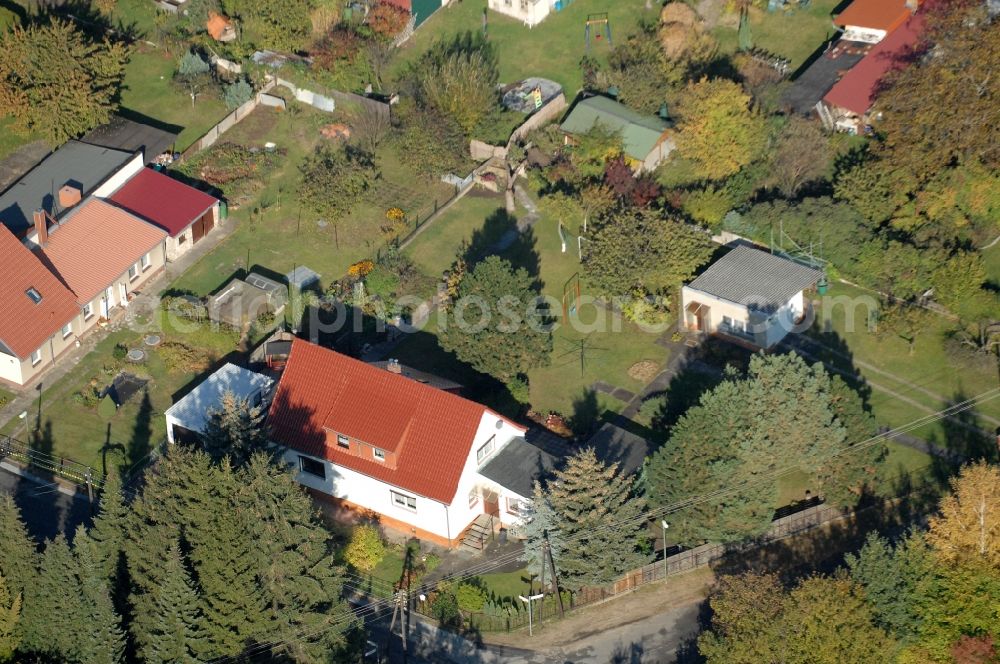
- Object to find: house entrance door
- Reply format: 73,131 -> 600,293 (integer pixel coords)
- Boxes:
483,491 -> 500,518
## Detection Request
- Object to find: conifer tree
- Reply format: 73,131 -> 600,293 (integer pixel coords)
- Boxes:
20,535 -> 84,660
519,480 -> 564,578
135,542 -> 207,664
74,527 -> 125,664
542,449 -> 650,589
0,573 -> 20,662
89,468 -> 128,583
0,497 -> 36,614
200,391 -> 270,466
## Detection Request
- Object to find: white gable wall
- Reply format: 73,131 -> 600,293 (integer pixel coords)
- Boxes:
682,285 -> 806,349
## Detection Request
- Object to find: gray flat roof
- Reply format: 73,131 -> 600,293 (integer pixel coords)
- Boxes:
0,140 -> 134,236
687,246 -> 822,315
478,436 -> 559,498
80,115 -> 179,163
783,40 -> 871,115
585,422 -> 651,477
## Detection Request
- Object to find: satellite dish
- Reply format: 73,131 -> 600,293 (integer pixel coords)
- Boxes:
495,419 -> 504,430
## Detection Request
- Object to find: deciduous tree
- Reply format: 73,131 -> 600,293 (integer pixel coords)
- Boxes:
416,32 -> 499,136
0,19 -> 129,144
299,145 -> 379,238
926,461 -> 1000,566
768,116 -> 831,197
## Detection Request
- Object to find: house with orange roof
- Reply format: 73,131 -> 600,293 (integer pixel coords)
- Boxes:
0,226 -> 81,387
263,338 -> 556,548
39,198 -> 167,335
833,0 -> 921,43
206,11 -> 236,42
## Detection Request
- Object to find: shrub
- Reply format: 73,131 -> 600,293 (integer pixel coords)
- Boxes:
430,582 -> 460,627
97,394 -> 117,420
112,343 -> 128,361
223,78 -> 254,110
505,375 -> 530,406
345,524 -> 386,572
681,186 -> 734,228
455,581 -> 488,614
158,341 -> 211,374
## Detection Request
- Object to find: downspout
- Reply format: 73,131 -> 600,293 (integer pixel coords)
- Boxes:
445,502 -> 452,545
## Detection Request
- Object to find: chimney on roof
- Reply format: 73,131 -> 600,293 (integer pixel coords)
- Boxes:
58,184 -> 82,210
387,358 -> 402,374
33,209 -> 48,246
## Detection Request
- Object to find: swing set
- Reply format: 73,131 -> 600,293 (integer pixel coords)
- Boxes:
584,12 -> 612,51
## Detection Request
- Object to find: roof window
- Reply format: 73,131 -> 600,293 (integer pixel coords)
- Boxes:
25,288 -> 42,304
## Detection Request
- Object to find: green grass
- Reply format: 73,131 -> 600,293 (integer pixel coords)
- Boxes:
477,569 -> 532,601
171,103 -> 456,297
0,386 -> 12,409
980,243 -> 1000,287
120,48 -> 230,153
370,548 -> 406,588
404,192 -> 506,278
0,315 -> 240,475
391,0 -> 655,94
0,116 -> 43,161
810,282 -> 1000,449
711,0 -> 841,70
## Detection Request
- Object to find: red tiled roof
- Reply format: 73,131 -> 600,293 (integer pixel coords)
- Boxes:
268,339 -> 524,504
109,168 -> 217,237
834,0 -> 920,32
42,199 -> 166,304
0,226 -> 79,359
823,15 -> 924,116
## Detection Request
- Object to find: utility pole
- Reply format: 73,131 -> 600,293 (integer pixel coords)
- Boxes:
661,520 -> 669,579
543,536 -> 565,618
388,588 -> 408,659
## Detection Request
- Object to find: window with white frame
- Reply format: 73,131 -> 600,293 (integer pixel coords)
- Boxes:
506,497 -> 528,515
128,263 -> 139,281
336,434 -> 350,449
391,490 -> 416,511
298,456 -> 325,478
373,448 -> 386,461
468,488 -> 479,508
83,302 -> 93,319
30,348 -> 42,366
61,323 -> 72,338
140,252 -> 151,270
476,435 -> 496,464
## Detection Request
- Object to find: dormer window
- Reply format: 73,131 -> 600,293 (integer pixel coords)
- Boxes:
373,448 -> 385,461
25,288 -> 42,304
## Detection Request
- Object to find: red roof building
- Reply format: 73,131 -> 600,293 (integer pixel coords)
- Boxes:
0,225 -> 79,363
270,338 -> 520,504
109,168 -> 219,261
834,0 -> 921,41
822,14 -> 924,120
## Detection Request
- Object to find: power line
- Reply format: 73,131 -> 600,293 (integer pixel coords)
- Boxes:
208,387 -> 1000,662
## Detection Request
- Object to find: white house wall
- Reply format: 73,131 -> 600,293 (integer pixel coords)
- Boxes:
0,351 -> 24,386
93,153 -> 145,199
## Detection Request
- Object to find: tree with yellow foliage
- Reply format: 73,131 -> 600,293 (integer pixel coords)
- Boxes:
926,461 -> 1000,567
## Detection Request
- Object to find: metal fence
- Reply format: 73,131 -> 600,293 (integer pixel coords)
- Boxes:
0,434 -> 104,494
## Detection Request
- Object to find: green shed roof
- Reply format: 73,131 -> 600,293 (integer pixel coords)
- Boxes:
559,96 -> 669,162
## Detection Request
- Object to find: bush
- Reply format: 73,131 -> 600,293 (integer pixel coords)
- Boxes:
223,78 -> 254,110
97,394 -> 117,420
345,524 -> 386,572
158,341 -> 211,374
112,343 -> 129,361
430,582 -> 460,627
505,375 -> 530,406
455,581 -> 488,614
682,186 -> 734,228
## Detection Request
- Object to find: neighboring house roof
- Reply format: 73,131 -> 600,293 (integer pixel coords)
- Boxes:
478,436 -> 559,498
81,116 -> 180,164
109,168 -> 217,237
41,198 -> 167,304
0,141 -> 134,237
823,15 -> 924,115
834,0 -> 920,32
268,339 -> 524,504
206,12 -> 234,40
782,40 -> 871,115
687,246 -> 822,315
585,422 -> 651,477
367,361 -> 463,392
560,95 -> 669,163
0,225 -> 79,359
165,363 -> 274,435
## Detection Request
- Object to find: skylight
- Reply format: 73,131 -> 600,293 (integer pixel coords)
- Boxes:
25,287 -> 42,304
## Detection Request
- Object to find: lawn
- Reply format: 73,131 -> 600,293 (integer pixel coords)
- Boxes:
0,117 -> 43,162
404,191 -> 506,279
0,311 -> 240,477
170,103 -> 456,297
711,0 -> 841,70
980,243 -> 1000,287
809,282 -> 1000,451
0,386 -> 12,409
119,47 -> 230,153
392,0 -> 656,94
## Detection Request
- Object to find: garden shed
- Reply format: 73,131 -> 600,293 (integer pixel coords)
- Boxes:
208,272 -> 287,328
165,363 -> 274,444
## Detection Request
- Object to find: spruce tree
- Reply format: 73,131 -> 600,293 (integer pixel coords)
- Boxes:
74,527 -> 125,664
0,573 -> 20,662
135,541 -> 207,664
200,391 -> 270,466
519,480 -> 564,578
0,497 -> 36,600
89,467 -> 128,583
20,535 -> 83,660
543,449 -> 650,590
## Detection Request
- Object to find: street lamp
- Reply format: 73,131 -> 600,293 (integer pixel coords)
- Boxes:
518,593 -> 544,637
661,520 -> 669,578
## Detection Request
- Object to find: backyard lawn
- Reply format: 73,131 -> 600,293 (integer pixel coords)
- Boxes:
170,103 -> 457,297
0,117 -> 44,162
119,48 -> 230,153
712,0 -> 841,70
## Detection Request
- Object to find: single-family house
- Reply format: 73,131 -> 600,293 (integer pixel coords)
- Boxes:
164,363 -> 275,444
0,226 -> 81,387
40,198 -> 167,330
0,140 -> 143,246
560,96 -> 674,172
833,0 -> 921,43
782,39 -> 871,116
681,246 -> 822,350
108,167 -> 220,261
267,339 -> 556,547
819,14 -> 924,132
488,0 -> 552,27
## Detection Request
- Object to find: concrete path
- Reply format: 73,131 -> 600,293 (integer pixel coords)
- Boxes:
620,335 -> 698,419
